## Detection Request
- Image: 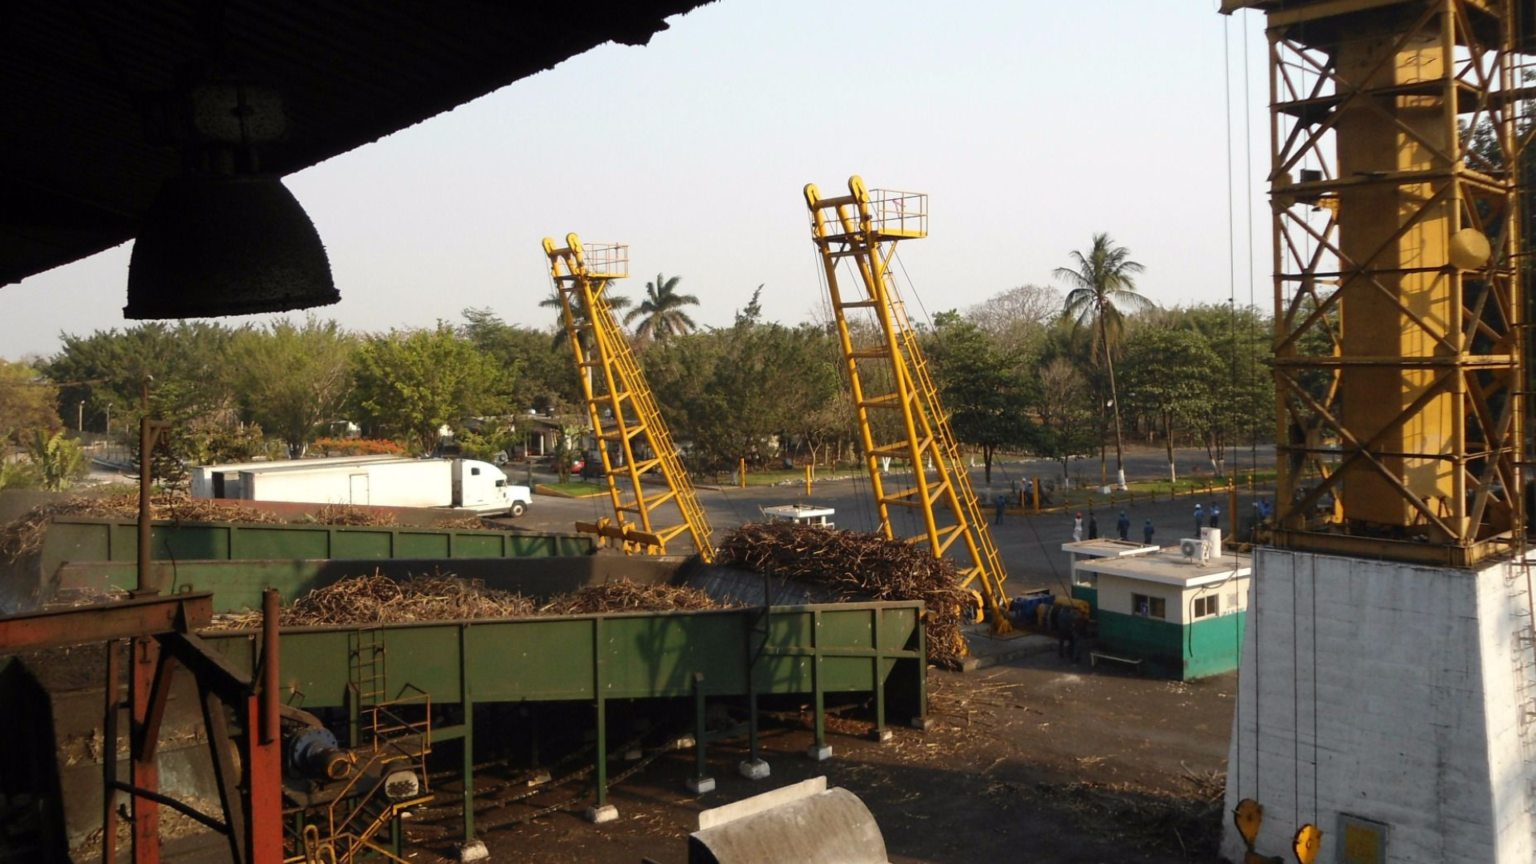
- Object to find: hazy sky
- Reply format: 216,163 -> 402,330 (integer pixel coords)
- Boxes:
2,1 -> 1270,360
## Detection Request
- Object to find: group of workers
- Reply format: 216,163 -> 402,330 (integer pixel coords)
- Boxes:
991,489 -> 1241,548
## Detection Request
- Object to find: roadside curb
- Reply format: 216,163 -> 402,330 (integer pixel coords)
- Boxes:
533,484 -> 608,499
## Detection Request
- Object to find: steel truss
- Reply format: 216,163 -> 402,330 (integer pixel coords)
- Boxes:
543,234 -> 714,560
1265,0 -> 1527,565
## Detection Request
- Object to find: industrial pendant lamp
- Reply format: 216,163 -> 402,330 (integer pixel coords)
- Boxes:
127,172 -> 336,318
125,53 -> 338,318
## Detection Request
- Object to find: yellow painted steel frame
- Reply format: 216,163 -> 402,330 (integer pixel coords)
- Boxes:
1263,0 -> 1526,566
804,176 -> 1011,631
542,234 -> 714,561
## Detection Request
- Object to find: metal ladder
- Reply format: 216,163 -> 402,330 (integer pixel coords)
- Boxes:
349,627 -> 386,745
804,176 -> 1010,632
544,236 -> 715,560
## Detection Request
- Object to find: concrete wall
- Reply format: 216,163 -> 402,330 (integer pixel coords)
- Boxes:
1221,548 -> 1536,863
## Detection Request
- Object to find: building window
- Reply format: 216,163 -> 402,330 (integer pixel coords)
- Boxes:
1193,595 -> 1218,619
1132,593 -> 1165,619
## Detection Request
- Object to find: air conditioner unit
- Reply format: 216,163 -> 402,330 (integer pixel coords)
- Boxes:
1180,538 -> 1208,564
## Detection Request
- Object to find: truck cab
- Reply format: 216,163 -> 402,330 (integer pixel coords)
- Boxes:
453,459 -> 533,517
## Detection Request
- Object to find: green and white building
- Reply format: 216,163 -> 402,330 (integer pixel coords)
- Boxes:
1065,535 -> 1251,680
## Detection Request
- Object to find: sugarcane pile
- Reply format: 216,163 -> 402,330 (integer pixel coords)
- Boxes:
0,494 -> 283,563
303,504 -> 400,527
717,522 -> 971,667
542,580 -> 719,615
209,573 -> 727,629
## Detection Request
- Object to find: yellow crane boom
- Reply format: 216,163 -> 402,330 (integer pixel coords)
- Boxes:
803,176 -> 1010,631
542,234 -> 714,561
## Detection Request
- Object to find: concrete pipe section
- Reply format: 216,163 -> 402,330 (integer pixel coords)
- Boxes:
688,777 -> 888,864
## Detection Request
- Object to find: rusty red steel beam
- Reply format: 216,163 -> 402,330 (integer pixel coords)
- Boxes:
0,593 -> 212,653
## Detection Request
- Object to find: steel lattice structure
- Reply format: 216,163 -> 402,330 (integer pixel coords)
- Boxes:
543,234 -> 714,560
804,176 -> 1011,630
1260,0 -> 1528,566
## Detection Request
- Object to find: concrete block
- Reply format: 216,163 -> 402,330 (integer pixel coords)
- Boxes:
457,840 -> 489,862
806,743 -> 832,761
698,777 -> 827,831
686,776 -> 716,795
909,716 -> 934,732
584,804 -> 619,824
673,735 -> 696,750
869,728 -> 893,743
525,769 -> 551,787
738,759 -> 770,780
622,748 -> 643,761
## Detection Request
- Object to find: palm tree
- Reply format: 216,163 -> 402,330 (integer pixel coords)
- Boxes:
1055,233 -> 1153,490
541,285 -> 631,352
624,273 -> 700,343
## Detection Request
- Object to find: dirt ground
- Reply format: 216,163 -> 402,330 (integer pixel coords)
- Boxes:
397,650 -> 1236,864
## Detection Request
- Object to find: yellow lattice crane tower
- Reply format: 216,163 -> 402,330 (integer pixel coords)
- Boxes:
804,176 -> 1011,632
1233,0 -> 1527,566
542,234 -> 714,561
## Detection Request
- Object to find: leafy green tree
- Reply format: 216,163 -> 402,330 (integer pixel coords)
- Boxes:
0,358 -> 62,444
461,308 -> 577,412
46,322 -> 240,435
1122,327 -> 1219,483
1174,304 -> 1274,474
625,273 -> 700,343
926,319 -> 1036,485
1056,233 -> 1154,489
350,325 -> 513,454
228,316 -> 354,456
26,429 -> 87,491
0,460 -> 42,491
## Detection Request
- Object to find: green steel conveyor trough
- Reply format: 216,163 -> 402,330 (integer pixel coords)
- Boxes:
2,516 -> 595,613
200,600 -> 927,843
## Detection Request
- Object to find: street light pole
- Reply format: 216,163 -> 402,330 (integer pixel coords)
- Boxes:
78,400 -> 84,433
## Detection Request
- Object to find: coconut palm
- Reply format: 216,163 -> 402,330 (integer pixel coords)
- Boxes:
541,285 -> 631,352
1055,233 -> 1154,490
624,273 -> 700,343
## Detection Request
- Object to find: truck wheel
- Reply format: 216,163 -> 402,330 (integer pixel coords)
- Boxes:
510,502 -> 527,518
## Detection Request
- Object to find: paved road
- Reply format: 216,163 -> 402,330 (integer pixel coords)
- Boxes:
497,445 -> 1275,592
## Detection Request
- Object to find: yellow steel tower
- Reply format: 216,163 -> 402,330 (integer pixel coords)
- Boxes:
804,176 -> 1011,631
1237,0 -> 1527,565
542,234 -> 714,560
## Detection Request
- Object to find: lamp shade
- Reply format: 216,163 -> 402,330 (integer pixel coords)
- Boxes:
125,174 -> 338,318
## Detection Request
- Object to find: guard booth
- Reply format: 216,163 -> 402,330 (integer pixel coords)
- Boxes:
1060,538 -> 1160,615
1070,541 -> 1252,680
760,504 -> 836,529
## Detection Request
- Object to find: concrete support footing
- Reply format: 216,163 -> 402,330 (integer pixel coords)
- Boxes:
738,759 -> 770,780
622,748 -> 643,762
673,735 -> 696,750
686,776 -> 716,794
457,840 -> 489,862
909,717 -> 934,732
806,744 -> 832,761
870,728 -> 893,743
585,804 -> 619,824
1221,547 -> 1536,864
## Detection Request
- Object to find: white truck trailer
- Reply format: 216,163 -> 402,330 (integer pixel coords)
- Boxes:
196,458 -> 532,517
192,455 -> 403,500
